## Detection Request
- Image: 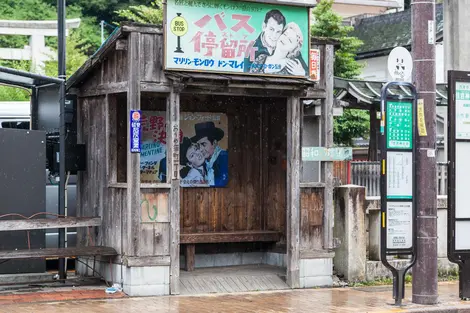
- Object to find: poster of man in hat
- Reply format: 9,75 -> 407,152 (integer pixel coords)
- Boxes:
140,111 -> 229,188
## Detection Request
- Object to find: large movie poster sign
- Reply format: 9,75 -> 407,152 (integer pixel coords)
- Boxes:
140,111 -> 228,187
165,0 -> 310,77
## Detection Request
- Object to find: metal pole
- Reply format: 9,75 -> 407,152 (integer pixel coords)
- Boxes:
101,20 -> 105,44
411,0 -> 438,305
58,0 -> 67,281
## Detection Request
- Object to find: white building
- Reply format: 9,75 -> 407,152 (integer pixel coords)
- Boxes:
327,0 -> 402,18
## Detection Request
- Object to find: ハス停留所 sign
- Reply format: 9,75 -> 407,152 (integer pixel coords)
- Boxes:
165,0 -> 310,77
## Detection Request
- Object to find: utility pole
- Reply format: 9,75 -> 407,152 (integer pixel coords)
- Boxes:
57,0 -> 67,281
411,0 -> 438,305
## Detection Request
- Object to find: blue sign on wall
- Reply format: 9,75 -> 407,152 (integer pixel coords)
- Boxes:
130,110 -> 142,153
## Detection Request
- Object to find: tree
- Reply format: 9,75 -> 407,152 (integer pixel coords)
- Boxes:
115,0 -> 163,25
311,0 -> 369,146
0,0 -> 91,101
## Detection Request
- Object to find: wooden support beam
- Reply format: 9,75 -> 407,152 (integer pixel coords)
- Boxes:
184,244 -> 195,271
0,246 -> 117,260
287,95 -> 301,289
368,106 -> 379,161
0,217 -> 101,232
126,31 -> 141,256
140,82 -> 171,93
322,44 -> 335,251
123,255 -> 171,267
79,81 -> 128,98
180,231 -> 281,244
168,86 -> 181,295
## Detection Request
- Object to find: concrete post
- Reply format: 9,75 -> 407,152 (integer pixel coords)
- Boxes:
333,185 -> 366,281
368,207 -> 381,261
29,35 -> 46,74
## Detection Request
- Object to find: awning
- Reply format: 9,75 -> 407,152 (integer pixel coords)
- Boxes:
165,71 -> 314,86
334,77 -> 448,109
165,71 -> 320,97
0,66 -> 64,89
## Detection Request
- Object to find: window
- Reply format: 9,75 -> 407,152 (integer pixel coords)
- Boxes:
1,121 -> 30,129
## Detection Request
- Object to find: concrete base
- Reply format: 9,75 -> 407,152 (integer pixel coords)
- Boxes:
366,258 -> 458,281
76,258 -> 170,297
0,272 -> 55,285
300,258 -> 333,288
180,252 -> 287,269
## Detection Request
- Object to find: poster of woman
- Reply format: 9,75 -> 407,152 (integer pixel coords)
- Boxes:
140,111 -> 229,188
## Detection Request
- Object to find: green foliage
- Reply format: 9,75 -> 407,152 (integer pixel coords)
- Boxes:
0,86 -> 30,102
0,0 -> 101,54
0,60 -> 31,101
45,31 -> 90,78
333,109 -> 369,146
311,0 -> 368,146
311,0 -> 363,79
43,0 -> 154,26
115,0 -> 163,25
0,0 -> 95,101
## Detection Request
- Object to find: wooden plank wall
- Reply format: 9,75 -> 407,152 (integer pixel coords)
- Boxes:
300,187 -> 324,251
77,96 -> 126,255
139,189 -> 170,256
333,161 -> 349,186
179,95 -> 287,238
140,33 -> 166,83
81,46 -> 129,91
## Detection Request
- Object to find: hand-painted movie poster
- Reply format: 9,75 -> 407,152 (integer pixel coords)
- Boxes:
140,112 -> 228,187
165,0 -> 310,77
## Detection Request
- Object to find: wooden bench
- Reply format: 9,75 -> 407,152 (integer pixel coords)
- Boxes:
180,231 -> 281,271
0,216 -> 117,279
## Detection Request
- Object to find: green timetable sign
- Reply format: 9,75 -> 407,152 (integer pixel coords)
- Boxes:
386,101 -> 413,149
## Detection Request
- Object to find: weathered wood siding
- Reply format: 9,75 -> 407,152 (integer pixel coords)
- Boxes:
81,47 -> 129,92
139,189 -> 170,256
77,96 -> 127,255
140,33 -> 166,83
300,187 -> 324,251
179,95 -> 287,238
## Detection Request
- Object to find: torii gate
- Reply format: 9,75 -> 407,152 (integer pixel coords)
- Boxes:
0,19 -> 80,75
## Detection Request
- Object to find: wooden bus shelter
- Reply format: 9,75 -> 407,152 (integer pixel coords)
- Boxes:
67,23 -> 337,296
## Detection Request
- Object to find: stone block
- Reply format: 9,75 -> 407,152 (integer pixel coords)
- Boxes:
241,252 -> 264,265
123,284 -> 169,297
300,276 -> 333,288
195,254 -> 216,268
300,258 -> 332,278
265,252 -> 286,267
125,266 -> 169,286
437,206 -> 448,258
368,208 -> 381,261
213,253 -> 242,267
334,186 -> 367,281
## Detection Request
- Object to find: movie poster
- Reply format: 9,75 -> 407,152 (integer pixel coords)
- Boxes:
140,111 -> 228,187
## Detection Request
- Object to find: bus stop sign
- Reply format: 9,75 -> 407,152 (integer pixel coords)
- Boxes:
380,82 -> 418,306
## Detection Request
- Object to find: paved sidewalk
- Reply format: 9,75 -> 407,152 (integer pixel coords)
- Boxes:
1,282 -> 470,312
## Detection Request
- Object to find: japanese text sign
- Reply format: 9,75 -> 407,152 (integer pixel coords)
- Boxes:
130,110 -> 142,153
165,0 -> 310,77
302,147 -> 352,161
455,82 -> 470,139
309,49 -> 320,81
386,101 -> 413,149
